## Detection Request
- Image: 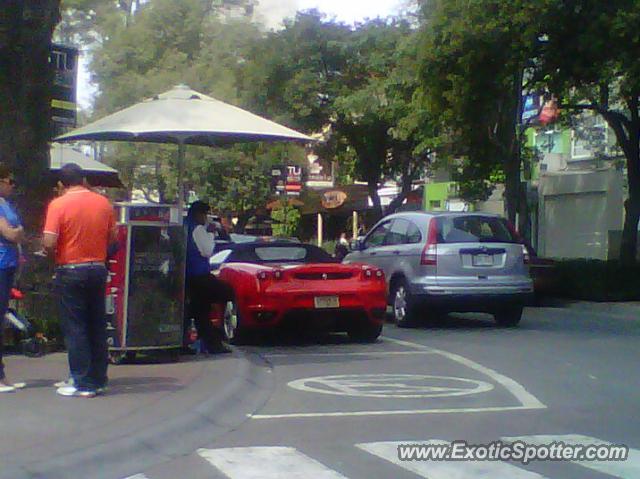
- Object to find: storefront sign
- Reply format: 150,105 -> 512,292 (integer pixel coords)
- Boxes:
322,190 -> 347,209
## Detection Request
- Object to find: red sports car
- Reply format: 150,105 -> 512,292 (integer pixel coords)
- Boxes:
208,242 -> 386,343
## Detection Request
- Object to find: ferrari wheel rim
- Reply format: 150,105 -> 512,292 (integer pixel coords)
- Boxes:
394,286 -> 407,322
224,301 -> 238,340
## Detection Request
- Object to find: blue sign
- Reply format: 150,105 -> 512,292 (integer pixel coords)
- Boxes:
522,94 -> 541,122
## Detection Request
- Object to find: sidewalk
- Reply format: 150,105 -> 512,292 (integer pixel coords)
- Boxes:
0,349 -> 272,479
536,297 -> 640,318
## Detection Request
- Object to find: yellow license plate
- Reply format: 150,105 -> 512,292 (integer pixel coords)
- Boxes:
314,296 -> 340,309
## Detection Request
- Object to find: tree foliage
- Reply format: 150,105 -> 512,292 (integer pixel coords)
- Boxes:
59,0 -> 276,212
417,0 -> 540,229
243,12 -> 430,220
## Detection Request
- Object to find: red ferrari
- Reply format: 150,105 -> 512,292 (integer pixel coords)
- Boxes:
208,242 -> 386,343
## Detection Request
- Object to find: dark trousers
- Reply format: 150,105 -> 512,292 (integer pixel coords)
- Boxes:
186,274 -> 231,350
0,267 -> 16,381
55,265 -> 108,390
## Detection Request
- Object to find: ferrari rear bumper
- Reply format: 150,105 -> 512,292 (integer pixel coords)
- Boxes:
243,289 -> 386,330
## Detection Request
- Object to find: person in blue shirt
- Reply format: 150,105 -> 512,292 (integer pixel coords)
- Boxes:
185,201 -> 231,354
0,165 -> 26,393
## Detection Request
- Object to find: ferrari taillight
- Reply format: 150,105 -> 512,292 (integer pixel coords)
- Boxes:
363,268 -> 384,280
256,270 -> 284,281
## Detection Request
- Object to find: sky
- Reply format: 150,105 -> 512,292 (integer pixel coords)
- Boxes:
76,0 -> 405,108
255,0 -> 405,28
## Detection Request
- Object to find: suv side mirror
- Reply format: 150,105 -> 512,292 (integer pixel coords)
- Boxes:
350,236 -> 365,251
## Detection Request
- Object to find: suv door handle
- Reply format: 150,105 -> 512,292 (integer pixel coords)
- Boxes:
368,251 -> 377,256
392,250 -> 400,255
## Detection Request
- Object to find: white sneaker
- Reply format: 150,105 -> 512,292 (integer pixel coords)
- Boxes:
0,381 -> 25,392
54,378 -> 74,388
56,386 -> 97,398
0,383 -> 16,393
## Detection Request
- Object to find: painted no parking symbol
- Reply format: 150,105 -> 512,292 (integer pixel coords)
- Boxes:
288,374 -> 494,399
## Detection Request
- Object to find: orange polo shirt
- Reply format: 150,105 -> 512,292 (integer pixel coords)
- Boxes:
43,187 -> 116,265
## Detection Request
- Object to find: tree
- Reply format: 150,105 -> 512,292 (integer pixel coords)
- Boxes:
189,143 -> 306,232
417,0 -> 540,230
0,0 -> 61,222
66,0 -> 262,202
271,201 -> 301,238
243,12 -> 429,220
532,0 -> 640,262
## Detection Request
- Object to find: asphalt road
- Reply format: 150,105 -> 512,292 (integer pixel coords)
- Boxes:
122,305 -> 640,479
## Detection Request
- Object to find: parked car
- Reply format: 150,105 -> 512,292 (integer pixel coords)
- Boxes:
524,243 -> 558,298
343,212 -> 533,327
208,242 -> 387,343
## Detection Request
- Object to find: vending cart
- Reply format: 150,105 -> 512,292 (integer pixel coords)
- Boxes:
106,203 -> 185,362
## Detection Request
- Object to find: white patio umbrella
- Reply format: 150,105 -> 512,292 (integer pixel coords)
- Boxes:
55,84 -> 312,205
50,143 -> 123,187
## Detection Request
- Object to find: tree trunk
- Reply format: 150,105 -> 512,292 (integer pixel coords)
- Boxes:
503,69 -> 524,228
620,129 -> 640,263
367,181 -> 382,222
0,2 -> 21,177
620,194 -> 640,263
503,157 -> 520,225
155,155 -> 167,203
235,210 -> 254,234
0,0 -> 61,231
603,97 -> 640,263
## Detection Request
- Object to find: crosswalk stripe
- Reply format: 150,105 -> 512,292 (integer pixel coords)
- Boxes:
197,446 -> 348,478
503,434 -> 640,479
356,440 -> 548,478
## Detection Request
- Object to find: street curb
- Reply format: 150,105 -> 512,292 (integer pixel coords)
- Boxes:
534,299 -> 640,319
6,350 -> 275,479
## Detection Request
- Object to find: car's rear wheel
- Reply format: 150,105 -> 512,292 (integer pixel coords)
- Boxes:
493,305 -> 523,327
223,300 -> 244,344
391,279 -> 416,328
348,322 -> 383,343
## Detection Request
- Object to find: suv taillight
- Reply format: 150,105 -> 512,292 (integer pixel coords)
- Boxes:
505,220 -> 530,265
421,218 -> 438,266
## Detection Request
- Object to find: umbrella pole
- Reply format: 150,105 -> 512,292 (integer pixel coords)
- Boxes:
177,141 -> 186,211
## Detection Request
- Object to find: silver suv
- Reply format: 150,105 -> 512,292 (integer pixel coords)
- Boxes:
343,212 -> 533,327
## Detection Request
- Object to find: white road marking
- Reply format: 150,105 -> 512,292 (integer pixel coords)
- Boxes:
123,475 -> 149,479
357,440 -> 548,478
287,374 -> 494,398
380,336 -> 438,351
251,405 -> 539,420
383,336 -> 547,410
197,446 -> 348,478
264,350 -> 437,358
253,336 -> 546,419
503,434 -> 640,479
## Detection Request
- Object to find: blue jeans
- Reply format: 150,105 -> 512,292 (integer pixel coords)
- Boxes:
55,265 -> 108,390
0,267 -> 16,381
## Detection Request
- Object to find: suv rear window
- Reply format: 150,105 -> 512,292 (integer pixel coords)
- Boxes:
437,216 -> 516,244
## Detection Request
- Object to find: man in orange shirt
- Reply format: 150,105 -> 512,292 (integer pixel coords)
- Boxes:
43,163 -> 116,398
